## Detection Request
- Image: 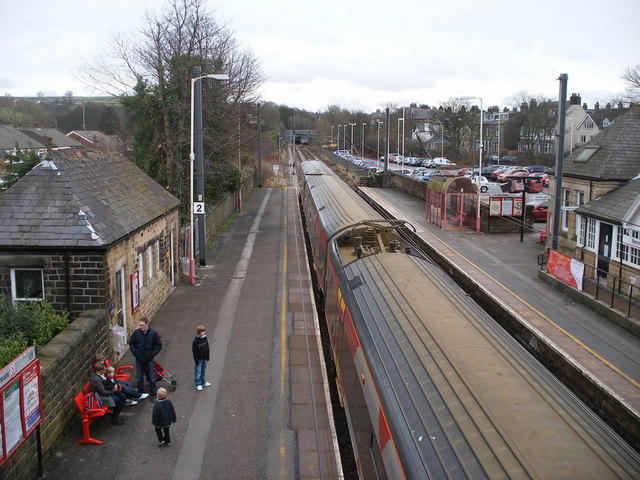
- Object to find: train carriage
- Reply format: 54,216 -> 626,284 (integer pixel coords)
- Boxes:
300,160 -> 640,479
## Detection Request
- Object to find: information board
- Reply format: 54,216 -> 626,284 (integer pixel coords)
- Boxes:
0,347 -> 42,467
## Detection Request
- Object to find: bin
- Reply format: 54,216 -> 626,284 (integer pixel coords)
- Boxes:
110,325 -> 127,358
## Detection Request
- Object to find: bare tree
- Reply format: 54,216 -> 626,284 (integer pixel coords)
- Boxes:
81,0 -> 263,200
622,64 -> 640,103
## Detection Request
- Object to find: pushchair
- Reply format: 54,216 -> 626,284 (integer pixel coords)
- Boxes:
154,360 -> 177,391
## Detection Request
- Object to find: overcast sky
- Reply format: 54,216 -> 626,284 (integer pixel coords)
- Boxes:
3,0 -> 639,112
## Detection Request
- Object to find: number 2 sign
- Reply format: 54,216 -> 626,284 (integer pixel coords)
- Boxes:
193,202 -> 205,214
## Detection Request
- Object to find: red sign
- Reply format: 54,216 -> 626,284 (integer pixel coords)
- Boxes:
0,347 -> 42,467
547,249 -> 584,290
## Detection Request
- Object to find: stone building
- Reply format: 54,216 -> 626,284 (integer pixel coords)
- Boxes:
548,108 -> 640,302
0,150 -> 180,356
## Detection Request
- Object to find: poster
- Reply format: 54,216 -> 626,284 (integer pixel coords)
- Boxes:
547,249 -> 584,290
3,381 -> 23,454
22,363 -> 41,432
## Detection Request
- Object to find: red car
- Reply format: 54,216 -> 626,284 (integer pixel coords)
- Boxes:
531,201 -> 549,222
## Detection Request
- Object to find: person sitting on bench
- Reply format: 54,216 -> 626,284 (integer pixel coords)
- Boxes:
90,362 -> 125,425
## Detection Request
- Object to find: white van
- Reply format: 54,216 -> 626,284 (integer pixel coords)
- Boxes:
432,157 -> 456,166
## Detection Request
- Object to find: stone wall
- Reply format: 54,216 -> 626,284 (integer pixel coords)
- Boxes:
0,310 -> 108,480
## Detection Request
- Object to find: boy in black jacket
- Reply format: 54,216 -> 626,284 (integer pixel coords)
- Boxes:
192,324 -> 211,391
152,387 -> 176,446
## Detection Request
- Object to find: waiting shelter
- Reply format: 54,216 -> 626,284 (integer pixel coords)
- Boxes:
425,176 -> 478,231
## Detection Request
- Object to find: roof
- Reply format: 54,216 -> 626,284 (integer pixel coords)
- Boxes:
0,150 -> 180,248
0,124 -> 46,151
563,108 -> 640,181
67,130 -> 124,149
19,127 -> 83,149
574,178 -> 640,225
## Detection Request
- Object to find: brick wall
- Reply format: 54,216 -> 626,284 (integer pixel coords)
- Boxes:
0,310 -> 108,480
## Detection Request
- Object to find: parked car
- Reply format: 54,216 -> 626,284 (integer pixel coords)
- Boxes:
420,170 -> 455,181
529,201 -> 549,222
500,155 -> 518,164
392,168 -> 412,175
526,165 -> 549,173
457,167 -> 474,176
380,153 -> 399,162
528,172 -> 550,187
489,167 -> 510,182
469,175 -> 491,193
432,157 -> 456,166
485,155 -> 500,163
411,167 -> 430,177
497,168 -> 530,182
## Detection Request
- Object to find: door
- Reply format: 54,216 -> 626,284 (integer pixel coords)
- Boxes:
115,267 -> 127,327
597,223 -> 613,278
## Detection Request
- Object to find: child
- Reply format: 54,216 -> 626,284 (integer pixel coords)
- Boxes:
104,366 -> 149,405
152,387 -> 176,446
192,325 -> 211,391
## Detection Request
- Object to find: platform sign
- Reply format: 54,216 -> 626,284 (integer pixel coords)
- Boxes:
193,202 -> 205,214
0,347 -> 43,467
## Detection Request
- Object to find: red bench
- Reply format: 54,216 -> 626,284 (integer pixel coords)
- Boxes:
105,360 -> 134,382
74,390 -> 110,445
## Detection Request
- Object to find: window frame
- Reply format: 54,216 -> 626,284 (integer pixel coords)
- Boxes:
11,268 -> 45,302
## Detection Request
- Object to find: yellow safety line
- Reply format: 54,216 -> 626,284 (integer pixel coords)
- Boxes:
279,190 -> 289,478
430,230 -> 640,390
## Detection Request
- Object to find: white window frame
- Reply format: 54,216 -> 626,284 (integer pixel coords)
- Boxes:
138,252 -> 145,288
147,246 -> 154,279
562,188 -> 570,231
156,240 -> 161,274
11,268 -> 45,302
586,218 -> 597,250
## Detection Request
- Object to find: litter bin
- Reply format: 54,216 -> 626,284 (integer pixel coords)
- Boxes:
110,325 -> 127,358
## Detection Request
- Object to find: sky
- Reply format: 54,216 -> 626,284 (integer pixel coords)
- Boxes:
3,0 -> 639,113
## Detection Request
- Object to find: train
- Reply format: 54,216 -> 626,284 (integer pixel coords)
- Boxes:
299,159 -> 640,479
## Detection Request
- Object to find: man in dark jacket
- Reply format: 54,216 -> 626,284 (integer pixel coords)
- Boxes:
129,317 -> 162,402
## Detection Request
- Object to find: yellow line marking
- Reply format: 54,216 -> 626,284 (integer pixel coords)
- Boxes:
279,190 -> 289,478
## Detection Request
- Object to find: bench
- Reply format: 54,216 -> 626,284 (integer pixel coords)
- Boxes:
74,390 -> 110,445
105,360 -> 134,382
537,230 -> 548,243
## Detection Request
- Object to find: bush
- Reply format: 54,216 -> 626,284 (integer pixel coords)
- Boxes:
0,295 -> 70,369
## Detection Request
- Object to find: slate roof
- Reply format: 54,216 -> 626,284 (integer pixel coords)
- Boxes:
67,130 -> 124,150
575,178 -> 640,225
0,124 -> 46,151
20,127 -> 83,149
0,151 -> 180,248
563,108 -> 640,180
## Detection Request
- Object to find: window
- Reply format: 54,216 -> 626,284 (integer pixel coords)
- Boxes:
156,241 -> 161,274
620,228 -> 640,268
585,120 -> 594,129
138,252 -> 145,288
562,189 -> 570,231
11,268 -> 44,301
586,218 -> 597,249
147,246 -> 154,279
577,191 -> 585,207
580,135 -> 587,143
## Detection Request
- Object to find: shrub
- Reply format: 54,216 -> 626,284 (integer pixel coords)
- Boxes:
0,295 -> 70,369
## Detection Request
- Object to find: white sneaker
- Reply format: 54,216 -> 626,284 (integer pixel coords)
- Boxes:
203,382 -> 212,387
139,393 -> 149,400
126,400 -> 138,406
196,385 -> 203,391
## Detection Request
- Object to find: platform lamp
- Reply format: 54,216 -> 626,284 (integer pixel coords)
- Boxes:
361,123 -> 367,158
460,96 -> 483,232
189,69 -> 229,285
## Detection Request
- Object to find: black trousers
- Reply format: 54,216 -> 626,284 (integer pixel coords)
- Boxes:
155,426 -> 171,444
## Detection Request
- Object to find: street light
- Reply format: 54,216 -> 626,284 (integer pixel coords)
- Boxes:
331,125 -> 334,145
460,96 -> 483,232
349,123 -> 356,154
344,124 -> 348,151
397,116 -> 404,169
377,121 -> 383,165
361,123 -> 367,158
189,70 -> 229,285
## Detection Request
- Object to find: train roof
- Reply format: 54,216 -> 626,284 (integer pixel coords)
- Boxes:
301,161 -> 380,234
340,252 -> 640,478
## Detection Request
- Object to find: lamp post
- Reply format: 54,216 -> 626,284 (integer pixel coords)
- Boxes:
349,123 -> 356,154
397,116 -> 404,169
460,96 -> 483,232
344,124 -> 348,151
331,125 -> 334,145
361,123 -> 367,158
189,69 -> 229,285
377,121 -> 383,165
337,125 -> 342,150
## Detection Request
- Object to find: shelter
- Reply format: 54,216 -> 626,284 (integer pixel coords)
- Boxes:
426,176 -> 478,231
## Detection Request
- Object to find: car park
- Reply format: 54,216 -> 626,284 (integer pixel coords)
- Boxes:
457,167 -> 474,176
497,167 -> 529,182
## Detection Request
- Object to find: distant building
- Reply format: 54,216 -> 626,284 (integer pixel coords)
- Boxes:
66,130 -> 125,153
19,127 -> 83,151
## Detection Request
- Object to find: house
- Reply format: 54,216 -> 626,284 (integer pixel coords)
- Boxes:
0,124 -> 46,156
66,130 -> 125,152
0,149 -> 181,352
19,127 -> 83,151
549,107 -> 640,302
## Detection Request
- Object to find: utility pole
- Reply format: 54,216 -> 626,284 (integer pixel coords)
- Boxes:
383,107 -> 390,189
551,73 -> 568,250
257,102 -> 262,188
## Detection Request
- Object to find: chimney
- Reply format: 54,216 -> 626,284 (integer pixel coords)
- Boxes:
569,93 -> 581,105
594,102 -> 600,110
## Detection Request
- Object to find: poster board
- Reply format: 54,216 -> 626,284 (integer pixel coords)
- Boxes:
489,194 -> 524,217
547,249 -> 585,290
0,347 -> 42,467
